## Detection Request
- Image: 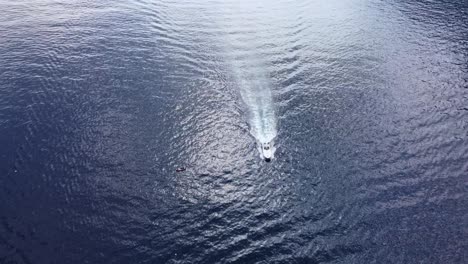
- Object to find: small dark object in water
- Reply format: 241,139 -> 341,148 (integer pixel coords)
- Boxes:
176,167 -> 186,172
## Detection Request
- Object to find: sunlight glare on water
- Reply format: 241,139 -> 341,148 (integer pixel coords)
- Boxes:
0,0 -> 467,263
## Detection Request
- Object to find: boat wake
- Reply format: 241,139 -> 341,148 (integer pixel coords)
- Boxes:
234,63 -> 277,161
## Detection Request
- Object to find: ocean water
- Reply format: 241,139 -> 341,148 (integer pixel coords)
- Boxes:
0,0 -> 467,263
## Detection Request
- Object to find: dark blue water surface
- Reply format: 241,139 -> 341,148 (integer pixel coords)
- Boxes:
1,0 -> 467,263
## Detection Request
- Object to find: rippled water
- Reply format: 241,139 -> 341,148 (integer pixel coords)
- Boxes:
1,0 -> 467,263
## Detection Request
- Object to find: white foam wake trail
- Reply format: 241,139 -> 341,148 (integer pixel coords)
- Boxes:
218,2 -> 278,160
233,61 -> 277,160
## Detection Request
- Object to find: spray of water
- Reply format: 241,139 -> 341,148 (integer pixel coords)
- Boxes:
233,62 -> 277,161
220,3 -> 278,161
